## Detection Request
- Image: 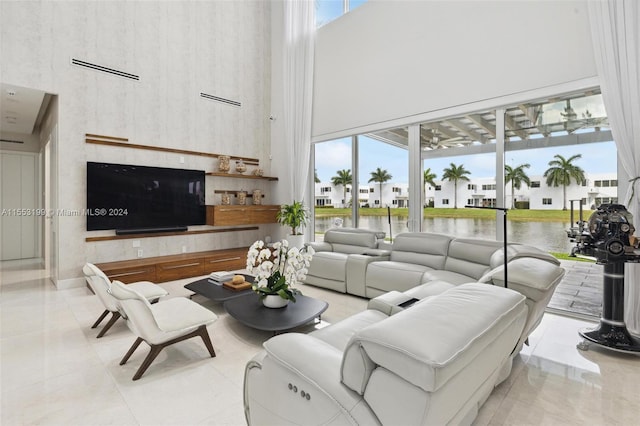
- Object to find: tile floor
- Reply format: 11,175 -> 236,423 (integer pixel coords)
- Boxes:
2,259 -> 639,425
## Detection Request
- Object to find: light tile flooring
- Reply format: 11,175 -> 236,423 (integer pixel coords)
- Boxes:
2,259 -> 639,426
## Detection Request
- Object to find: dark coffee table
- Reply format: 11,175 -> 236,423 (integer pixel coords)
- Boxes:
185,275 -> 254,302
223,293 -> 328,332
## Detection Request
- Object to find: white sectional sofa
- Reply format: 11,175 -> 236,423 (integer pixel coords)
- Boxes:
244,283 -> 528,425
306,231 -> 565,345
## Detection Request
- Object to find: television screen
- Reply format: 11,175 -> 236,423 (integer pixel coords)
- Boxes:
87,162 -> 205,232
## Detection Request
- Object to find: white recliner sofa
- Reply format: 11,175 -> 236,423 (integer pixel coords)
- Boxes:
305,231 -> 564,347
244,283 -> 528,425
304,228 -> 389,293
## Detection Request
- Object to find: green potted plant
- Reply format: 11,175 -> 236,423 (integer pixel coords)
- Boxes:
276,200 -> 309,247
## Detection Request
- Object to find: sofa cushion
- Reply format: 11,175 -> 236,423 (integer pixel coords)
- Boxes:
307,252 -> 349,282
488,257 -> 565,302
390,233 -> 452,269
421,270 -> 478,286
366,261 -> 434,293
325,228 -> 379,249
443,238 -> 502,280
311,309 -> 388,352
341,284 -> 527,394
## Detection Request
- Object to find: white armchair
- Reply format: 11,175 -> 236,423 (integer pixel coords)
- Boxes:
109,280 -> 218,380
82,263 -> 168,338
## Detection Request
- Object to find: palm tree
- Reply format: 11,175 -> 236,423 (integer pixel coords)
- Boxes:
423,168 -> 437,188
368,167 -> 393,207
505,164 -> 531,209
441,163 -> 471,208
424,168 -> 437,207
543,154 -> 585,210
331,169 -> 352,208
314,168 -> 320,184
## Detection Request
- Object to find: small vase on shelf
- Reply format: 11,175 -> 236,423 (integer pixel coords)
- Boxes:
262,295 -> 289,309
237,190 -> 247,205
252,189 -> 262,205
235,160 -> 247,174
218,155 -> 230,173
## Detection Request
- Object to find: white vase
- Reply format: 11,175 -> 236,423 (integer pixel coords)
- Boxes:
262,295 -> 289,309
287,234 -> 305,249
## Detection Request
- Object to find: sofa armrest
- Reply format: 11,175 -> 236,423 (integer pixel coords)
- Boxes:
485,257 -> 565,302
307,241 -> 333,252
346,253 -> 391,297
362,249 -> 391,256
262,334 -> 366,409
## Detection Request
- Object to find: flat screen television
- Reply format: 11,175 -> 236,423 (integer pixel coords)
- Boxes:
86,162 -> 206,233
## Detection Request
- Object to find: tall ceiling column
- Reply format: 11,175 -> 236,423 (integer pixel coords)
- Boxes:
408,124 -> 423,232
495,108 -> 506,241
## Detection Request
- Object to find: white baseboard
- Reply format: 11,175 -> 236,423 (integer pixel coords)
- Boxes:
55,276 -> 85,290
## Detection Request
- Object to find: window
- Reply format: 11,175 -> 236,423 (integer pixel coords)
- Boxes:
359,188 -> 369,194
611,180 -> 618,187
435,185 -> 442,191
316,0 -> 368,27
481,184 -> 496,191
392,200 -> 398,205
531,181 -> 541,188
392,187 -> 401,193
602,180 -> 610,187
369,187 -> 374,193
467,199 -> 473,205
581,198 -> 587,205
346,188 -> 351,193
543,198 -> 552,205
320,186 -> 332,193
467,184 -> 476,190
374,200 -> 379,205
442,199 -> 449,205
581,179 -> 587,186
595,180 -> 602,187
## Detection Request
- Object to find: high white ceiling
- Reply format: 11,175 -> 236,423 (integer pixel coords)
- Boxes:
0,83 -> 46,135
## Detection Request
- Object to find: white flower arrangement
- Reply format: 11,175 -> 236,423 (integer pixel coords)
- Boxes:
246,239 -> 315,302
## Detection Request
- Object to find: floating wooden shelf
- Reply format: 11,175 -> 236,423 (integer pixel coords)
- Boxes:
206,171 -> 278,181
85,227 -> 258,242
85,134 -> 260,165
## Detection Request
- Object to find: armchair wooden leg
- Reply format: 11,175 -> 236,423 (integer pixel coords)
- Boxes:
120,337 -> 144,366
96,312 -> 121,338
132,344 -> 164,381
91,310 -> 110,329
198,325 -> 216,358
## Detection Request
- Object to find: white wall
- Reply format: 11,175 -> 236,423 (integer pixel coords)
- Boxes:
0,1 -> 272,286
312,0 -> 597,140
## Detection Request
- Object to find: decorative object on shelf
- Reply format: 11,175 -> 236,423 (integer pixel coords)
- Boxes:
218,155 -> 231,173
235,160 -> 247,174
252,168 -> 264,177
276,200 -> 309,248
252,189 -> 262,205
221,192 -> 231,205
237,190 -> 247,205
246,239 -> 315,307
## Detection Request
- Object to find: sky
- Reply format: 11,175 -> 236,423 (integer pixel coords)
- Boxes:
315,138 -> 618,185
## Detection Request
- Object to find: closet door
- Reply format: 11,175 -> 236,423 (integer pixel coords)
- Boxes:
1,152 -> 37,260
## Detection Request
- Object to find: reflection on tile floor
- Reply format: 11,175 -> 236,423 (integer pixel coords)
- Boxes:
2,259 -> 639,425
549,259 -> 603,318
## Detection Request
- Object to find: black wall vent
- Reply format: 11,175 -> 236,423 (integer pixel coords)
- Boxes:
200,92 -> 241,108
71,58 -> 139,81
0,139 -> 24,144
